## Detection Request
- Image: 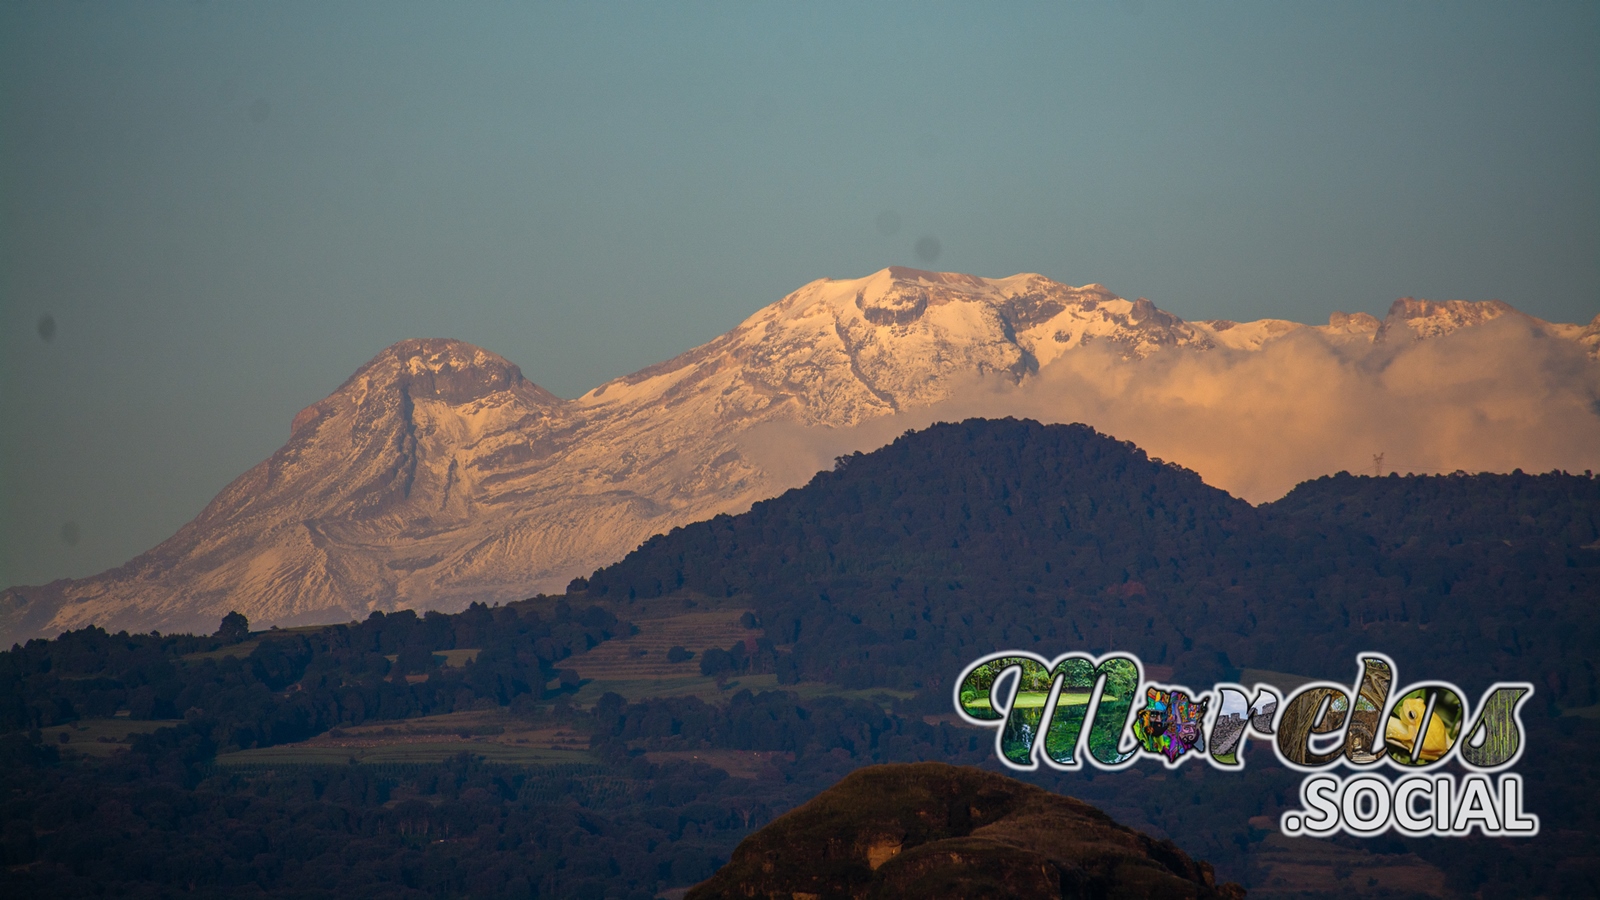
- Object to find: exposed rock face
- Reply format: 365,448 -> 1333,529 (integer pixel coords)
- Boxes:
1192,296 -> 1529,351
1577,313 -> 1600,357
2,268 -> 1592,644
1374,296 -> 1518,343
685,762 -> 1245,900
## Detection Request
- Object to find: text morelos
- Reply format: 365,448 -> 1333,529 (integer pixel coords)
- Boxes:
953,652 -> 1536,838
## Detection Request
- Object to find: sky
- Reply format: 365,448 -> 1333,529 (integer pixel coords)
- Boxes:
2,1 -> 1597,590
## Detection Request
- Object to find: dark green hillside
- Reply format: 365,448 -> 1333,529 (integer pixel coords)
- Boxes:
1262,470 -> 1600,705
588,419 -> 1259,691
585,418 -> 1600,703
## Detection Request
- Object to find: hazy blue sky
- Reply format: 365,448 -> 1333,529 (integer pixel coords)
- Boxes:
3,1 -> 1597,589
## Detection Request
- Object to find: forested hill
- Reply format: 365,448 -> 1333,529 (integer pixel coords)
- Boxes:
584,417 -> 1600,705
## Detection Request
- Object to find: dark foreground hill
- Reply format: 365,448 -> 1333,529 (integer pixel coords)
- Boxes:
687,762 -> 1244,900
3,418 -> 1597,897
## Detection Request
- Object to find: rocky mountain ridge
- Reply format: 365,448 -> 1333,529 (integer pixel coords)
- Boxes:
3,267 -> 1594,645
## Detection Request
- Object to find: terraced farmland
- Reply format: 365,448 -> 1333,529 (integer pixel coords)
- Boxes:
565,609 -> 757,680
213,708 -> 597,767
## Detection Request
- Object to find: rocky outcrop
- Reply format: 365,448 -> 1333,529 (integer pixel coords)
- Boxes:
686,762 -> 1245,900
1374,296 -> 1517,343
1578,313 -> 1600,359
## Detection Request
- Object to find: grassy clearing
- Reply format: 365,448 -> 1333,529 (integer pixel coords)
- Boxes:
182,641 -> 262,662
41,717 -> 173,757
187,643 -> 482,667
641,749 -> 791,779
180,625 -> 335,663
568,672 -> 915,709
321,708 -> 511,736
212,707 -> 595,767
216,743 -> 594,766
381,649 -> 481,668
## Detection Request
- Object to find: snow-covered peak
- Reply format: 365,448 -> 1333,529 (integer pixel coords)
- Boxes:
327,338 -> 560,409
1375,297 -> 1517,343
574,269 -> 1217,423
1322,311 -> 1382,335
1192,318 -> 1305,351
8,269 -> 1594,645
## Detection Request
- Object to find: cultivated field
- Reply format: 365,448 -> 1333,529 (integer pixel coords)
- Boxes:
215,743 -> 593,766
641,749 -> 792,779
40,715 -> 173,757
566,608 -> 757,680
213,708 -> 595,767
568,672 -> 916,709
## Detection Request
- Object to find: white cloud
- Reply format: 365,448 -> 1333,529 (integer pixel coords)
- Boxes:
739,316 -> 1600,503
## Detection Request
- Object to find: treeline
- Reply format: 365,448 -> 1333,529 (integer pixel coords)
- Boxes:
0,600 -> 620,750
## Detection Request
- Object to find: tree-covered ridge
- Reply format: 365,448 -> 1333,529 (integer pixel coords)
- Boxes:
1,600 -> 620,742
584,418 -> 1600,707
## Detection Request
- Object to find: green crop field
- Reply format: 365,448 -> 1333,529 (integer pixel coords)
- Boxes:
568,672 -> 915,708
215,743 -> 595,767
962,691 -> 1113,711
41,716 -> 175,757
437,648 -> 480,667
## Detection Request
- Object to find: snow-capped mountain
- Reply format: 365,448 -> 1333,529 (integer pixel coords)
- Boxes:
3,268 -> 1595,644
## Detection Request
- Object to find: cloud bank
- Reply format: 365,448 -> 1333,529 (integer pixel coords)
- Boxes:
740,316 -> 1600,504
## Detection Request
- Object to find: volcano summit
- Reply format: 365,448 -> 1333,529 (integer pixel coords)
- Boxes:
4,267 -> 1596,645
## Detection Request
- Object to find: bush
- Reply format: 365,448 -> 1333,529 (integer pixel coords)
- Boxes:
699,648 -> 733,677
